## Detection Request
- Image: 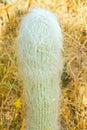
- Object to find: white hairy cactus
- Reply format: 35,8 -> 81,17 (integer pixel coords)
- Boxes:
16,7 -> 63,130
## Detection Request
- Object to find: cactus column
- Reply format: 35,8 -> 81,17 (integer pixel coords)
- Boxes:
16,7 -> 63,130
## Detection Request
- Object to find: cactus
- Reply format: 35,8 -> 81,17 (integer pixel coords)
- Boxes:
16,7 -> 63,130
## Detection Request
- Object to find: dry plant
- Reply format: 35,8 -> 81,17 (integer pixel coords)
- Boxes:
0,0 -> 87,130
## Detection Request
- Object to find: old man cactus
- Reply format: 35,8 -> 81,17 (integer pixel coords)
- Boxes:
16,7 -> 63,130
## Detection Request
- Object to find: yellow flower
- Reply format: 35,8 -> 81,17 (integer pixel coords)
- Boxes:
14,99 -> 22,109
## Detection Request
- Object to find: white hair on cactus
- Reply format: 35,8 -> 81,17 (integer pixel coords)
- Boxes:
16,7 -> 63,130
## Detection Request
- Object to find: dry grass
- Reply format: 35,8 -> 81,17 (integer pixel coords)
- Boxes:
0,0 -> 87,130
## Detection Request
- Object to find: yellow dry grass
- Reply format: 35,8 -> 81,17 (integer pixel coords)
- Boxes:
0,0 -> 87,130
